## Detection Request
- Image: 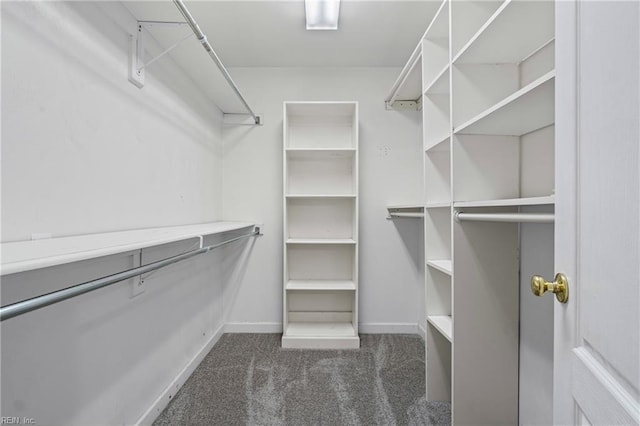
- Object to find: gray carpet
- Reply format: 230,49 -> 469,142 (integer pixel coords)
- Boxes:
153,333 -> 451,425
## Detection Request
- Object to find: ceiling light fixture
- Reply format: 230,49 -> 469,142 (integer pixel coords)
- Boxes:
305,0 -> 341,30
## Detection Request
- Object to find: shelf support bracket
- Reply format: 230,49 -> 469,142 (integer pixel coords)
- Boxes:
385,99 -> 421,111
128,21 -> 192,89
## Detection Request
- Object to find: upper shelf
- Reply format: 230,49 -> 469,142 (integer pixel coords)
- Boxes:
453,0 -> 555,64
1,222 -> 255,276
454,71 -> 555,136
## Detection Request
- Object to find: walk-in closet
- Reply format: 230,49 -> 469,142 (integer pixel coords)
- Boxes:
2,1 -> 638,425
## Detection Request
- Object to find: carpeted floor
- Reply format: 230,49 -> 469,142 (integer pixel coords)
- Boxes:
153,333 -> 451,425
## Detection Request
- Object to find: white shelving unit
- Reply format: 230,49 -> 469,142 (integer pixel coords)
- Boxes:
282,102 -> 359,349
410,0 -> 556,423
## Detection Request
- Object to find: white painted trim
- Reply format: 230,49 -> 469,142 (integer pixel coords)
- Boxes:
572,348 -> 640,425
417,322 -> 426,341
134,323 -> 226,426
224,322 -> 283,333
359,322 -> 421,335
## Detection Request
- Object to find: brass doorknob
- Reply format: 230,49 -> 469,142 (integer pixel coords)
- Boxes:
531,273 -> 569,303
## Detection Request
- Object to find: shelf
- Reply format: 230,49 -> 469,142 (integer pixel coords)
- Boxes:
427,260 -> 453,276
286,149 -> 356,158
454,195 -> 555,208
0,222 -> 255,276
426,202 -> 451,209
286,194 -> 356,199
427,315 -> 453,342
285,321 -> 357,337
286,239 -> 356,245
387,48 -> 423,105
454,71 -> 555,136
424,64 -> 450,96
453,0 -> 555,65
286,280 -> 356,291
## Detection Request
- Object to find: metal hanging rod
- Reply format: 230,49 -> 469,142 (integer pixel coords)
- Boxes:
455,212 -> 554,224
172,0 -> 262,125
0,228 -> 261,322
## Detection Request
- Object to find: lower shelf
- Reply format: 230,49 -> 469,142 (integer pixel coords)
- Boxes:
282,322 -> 360,349
427,315 -> 453,342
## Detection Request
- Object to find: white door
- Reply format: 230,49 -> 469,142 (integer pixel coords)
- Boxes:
554,1 -> 640,424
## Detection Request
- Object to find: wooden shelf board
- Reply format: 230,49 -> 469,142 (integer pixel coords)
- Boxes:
427,315 -> 453,342
284,321 -> 357,337
427,260 -> 453,276
424,64 -> 450,96
387,204 -> 424,210
455,71 -> 555,136
286,280 -> 356,291
454,195 -> 555,208
286,238 -> 356,245
425,135 -> 451,152
394,52 -> 423,101
286,194 -> 356,199
1,222 -> 255,276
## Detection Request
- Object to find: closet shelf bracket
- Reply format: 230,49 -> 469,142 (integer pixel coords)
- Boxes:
128,0 -> 263,126
129,21 -> 193,89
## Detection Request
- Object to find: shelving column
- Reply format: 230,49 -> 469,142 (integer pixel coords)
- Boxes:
282,102 -> 359,350
422,0 -> 453,404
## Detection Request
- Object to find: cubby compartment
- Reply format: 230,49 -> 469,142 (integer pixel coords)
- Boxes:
425,321 -> 452,401
285,150 -> 355,195
284,102 -> 357,149
450,0 -> 504,59
286,197 -> 356,240
426,267 -> 452,341
453,0 -> 554,65
422,0 -> 449,91
425,139 -> 451,206
283,290 -> 358,349
425,207 -> 451,263
453,128 -> 554,204
423,94 -> 450,149
286,244 -> 355,282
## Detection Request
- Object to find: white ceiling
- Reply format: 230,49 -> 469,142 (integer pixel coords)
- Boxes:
124,1 -> 440,68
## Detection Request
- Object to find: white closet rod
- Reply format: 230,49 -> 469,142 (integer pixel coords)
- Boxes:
172,0 -> 261,125
455,212 -> 554,223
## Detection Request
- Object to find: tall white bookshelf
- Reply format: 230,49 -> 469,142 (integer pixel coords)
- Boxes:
282,102 -> 359,350
415,0 -> 556,424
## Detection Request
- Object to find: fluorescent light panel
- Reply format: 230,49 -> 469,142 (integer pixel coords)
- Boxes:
305,0 -> 340,30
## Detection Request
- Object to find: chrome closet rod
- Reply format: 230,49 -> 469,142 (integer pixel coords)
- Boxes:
172,0 -> 261,125
455,212 -> 555,223
0,228 -> 260,322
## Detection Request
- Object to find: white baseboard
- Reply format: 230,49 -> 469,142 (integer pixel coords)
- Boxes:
417,322 -> 426,341
359,322 -> 421,335
135,323 -> 226,426
224,322 -> 282,333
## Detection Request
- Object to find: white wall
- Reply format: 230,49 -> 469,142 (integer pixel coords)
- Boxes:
0,2 -> 244,424
1,1 -> 223,243
221,68 -> 425,333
